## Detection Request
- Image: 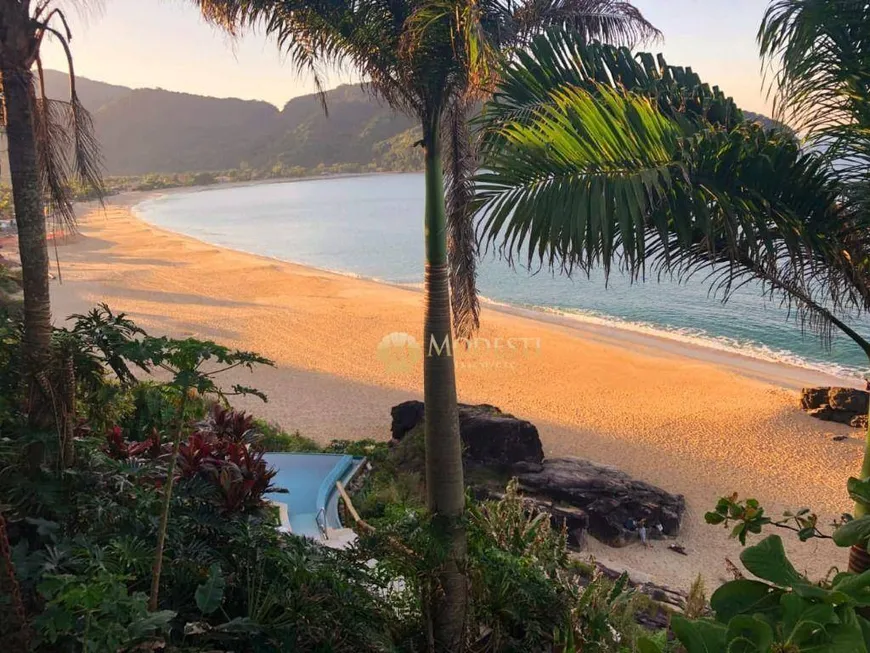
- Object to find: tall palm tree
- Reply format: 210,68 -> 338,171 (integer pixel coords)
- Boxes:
0,1 -> 104,430
194,1 -> 656,648
473,28 -> 870,572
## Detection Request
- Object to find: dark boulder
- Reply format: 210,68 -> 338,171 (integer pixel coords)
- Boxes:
514,458 -> 686,547
829,387 -> 869,414
800,387 -> 868,428
390,400 -> 544,467
389,403 -> 684,550
807,406 -> 855,425
390,401 -> 425,440
800,387 -> 829,410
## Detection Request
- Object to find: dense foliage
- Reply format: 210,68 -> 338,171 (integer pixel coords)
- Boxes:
0,306 -> 672,652
3,305 -> 869,651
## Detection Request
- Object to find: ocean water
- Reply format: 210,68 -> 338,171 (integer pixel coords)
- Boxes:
134,173 -> 870,379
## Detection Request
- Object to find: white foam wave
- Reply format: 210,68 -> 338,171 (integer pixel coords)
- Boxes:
528,304 -> 863,381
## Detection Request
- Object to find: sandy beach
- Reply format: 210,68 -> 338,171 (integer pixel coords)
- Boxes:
47,194 -> 865,592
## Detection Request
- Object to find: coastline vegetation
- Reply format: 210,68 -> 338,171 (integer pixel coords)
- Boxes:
0,305 -> 667,651
2,0 -> 870,651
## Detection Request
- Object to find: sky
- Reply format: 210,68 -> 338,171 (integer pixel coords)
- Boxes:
41,0 -> 774,115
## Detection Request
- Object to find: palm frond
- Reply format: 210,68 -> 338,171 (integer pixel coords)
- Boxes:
759,0 -> 870,180
479,29 -> 742,147
477,84 -> 682,276
511,0 -> 660,48
32,96 -> 75,234
32,21 -> 106,232
443,97 -> 480,337
475,29 -> 870,349
476,78 -> 861,337
759,0 -> 870,129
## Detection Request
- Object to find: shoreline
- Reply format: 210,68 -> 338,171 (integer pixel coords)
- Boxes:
51,196 -> 861,593
123,186 -> 861,391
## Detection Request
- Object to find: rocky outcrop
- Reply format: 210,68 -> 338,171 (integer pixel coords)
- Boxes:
800,387 -> 868,428
390,400 -> 544,467
514,458 -> 686,547
389,402 -> 685,550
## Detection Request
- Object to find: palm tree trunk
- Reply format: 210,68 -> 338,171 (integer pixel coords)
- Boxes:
2,67 -> 53,431
421,116 -> 467,652
850,360 -> 870,574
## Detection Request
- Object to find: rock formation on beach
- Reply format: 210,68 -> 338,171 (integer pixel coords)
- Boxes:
390,401 -> 685,549
800,387 -> 869,428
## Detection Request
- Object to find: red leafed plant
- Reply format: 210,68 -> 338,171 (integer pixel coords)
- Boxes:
178,417 -> 278,513
103,406 -> 276,514
201,403 -> 256,444
103,426 -> 163,460
199,442 -> 278,513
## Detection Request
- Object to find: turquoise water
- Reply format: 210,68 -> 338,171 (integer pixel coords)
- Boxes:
264,452 -> 357,538
135,173 -> 870,379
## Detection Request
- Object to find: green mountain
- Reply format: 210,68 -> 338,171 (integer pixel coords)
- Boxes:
41,70 -> 421,176
37,71 -> 787,178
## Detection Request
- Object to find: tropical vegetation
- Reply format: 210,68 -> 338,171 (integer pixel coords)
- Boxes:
190,0 -> 659,647
0,1 -> 104,431
0,304 -> 681,652
473,1 -> 870,576
3,0 -> 870,650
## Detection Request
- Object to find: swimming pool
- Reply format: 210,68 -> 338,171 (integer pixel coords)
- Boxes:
264,453 -> 365,542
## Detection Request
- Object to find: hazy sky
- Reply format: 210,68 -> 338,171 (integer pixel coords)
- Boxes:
41,0 -> 774,114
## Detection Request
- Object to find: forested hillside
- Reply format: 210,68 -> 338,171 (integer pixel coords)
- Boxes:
40,70 -> 422,175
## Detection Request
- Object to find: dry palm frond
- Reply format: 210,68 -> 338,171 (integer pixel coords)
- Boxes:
512,0 -> 660,47
443,96 -> 480,338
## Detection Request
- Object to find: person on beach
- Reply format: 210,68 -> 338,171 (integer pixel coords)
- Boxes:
639,520 -> 650,548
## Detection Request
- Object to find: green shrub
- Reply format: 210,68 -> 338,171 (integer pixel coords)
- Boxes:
254,419 -> 320,452
119,382 -> 207,442
324,437 -> 390,462
34,570 -> 174,652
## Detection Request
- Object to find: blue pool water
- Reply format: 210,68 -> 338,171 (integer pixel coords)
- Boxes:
264,453 -> 363,539
135,173 -> 870,379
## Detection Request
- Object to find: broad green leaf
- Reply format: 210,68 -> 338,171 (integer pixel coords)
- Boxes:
672,616 -> 727,653
792,582 -> 848,604
781,594 -> 837,645
811,606 -> 870,653
213,616 -> 260,632
636,635 -> 666,653
847,477 -> 870,507
859,614 -> 870,650
833,516 -> 870,548
739,535 -> 804,587
127,610 -> 176,638
711,579 -> 781,621
725,615 -> 773,653
195,564 -> 225,615
833,570 -> 870,606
